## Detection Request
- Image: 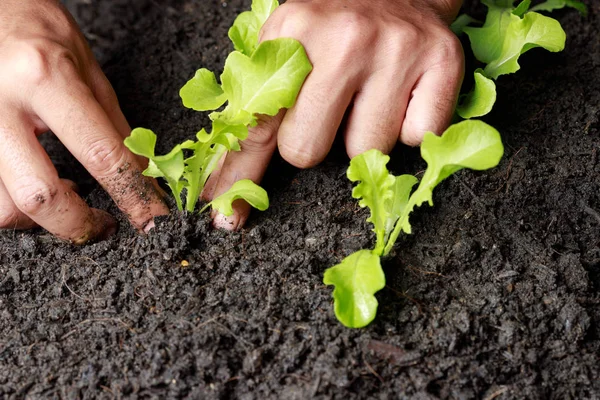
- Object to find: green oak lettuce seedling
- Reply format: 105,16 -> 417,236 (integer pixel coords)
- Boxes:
324,120 -> 504,328
454,0 -> 585,119
125,0 -> 312,215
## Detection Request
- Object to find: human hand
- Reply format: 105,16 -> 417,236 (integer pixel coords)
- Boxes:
0,0 -> 168,244
204,0 -> 464,230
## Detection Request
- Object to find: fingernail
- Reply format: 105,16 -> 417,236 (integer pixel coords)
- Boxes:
92,209 -> 118,241
143,219 -> 156,233
212,212 -> 239,231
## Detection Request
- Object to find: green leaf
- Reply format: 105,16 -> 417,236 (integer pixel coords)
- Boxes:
149,146 -> 186,210
512,0 -> 531,17
384,120 -> 503,254
125,128 -> 186,210
464,2 -> 516,64
456,69 -> 497,119
251,0 -> 279,23
530,0 -> 588,16
229,0 -> 279,55
180,68 -> 227,112
215,38 -> 312,126
347,149 -> 396,255
323,250 -> 385,328
209,179 -> 269,216
450,14 -> 480,36
483,12 -> 566,79
124,128 -> 156,158
229,12 -> 262,56
152,145 -> 186,184
384,174 -> 418,242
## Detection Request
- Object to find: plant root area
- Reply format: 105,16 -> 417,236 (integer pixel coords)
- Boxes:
1,1 -> 599,398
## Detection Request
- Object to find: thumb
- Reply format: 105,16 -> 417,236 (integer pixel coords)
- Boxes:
204,110 -> 285,230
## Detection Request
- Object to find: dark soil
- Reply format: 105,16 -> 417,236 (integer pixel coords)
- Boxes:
1,1 -> 599,398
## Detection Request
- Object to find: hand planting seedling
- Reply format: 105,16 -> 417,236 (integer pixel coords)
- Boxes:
125,0 -> 312,215
323,121 -> 504,328
454,0 -> 585,119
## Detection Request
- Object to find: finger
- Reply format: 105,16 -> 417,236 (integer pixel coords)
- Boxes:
0,117 -> 116,243
201,152 -> 227,202
89,67 -> 167,197
89,67 -> 131,139
400,45 -> 464,145
0,178 -> 37,230
32,67 -> 169,232
344,73 -> 412,158
210,111 -> 284,230
277,63 -> 359,168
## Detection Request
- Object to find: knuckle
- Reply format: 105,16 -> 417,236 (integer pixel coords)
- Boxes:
266,3 -> 313,40
82,137 -> 126,176
13,181 -> 59,217
396,24 -> 422,47
9,40 -> 79,88
430,32 -> 464,70
11,41 -> 53,87
278,141 -> 323,169
336,13 -> 376,50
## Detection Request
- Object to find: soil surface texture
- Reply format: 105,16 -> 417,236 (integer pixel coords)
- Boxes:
1,1 -> 599,399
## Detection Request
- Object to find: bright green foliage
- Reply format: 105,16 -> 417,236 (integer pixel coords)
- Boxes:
463,1 -> 566,80
456,69 -> 497,119
126,0 -> 312,214
385,174 -> 419,242
387,121 -> 503,253
483,12 -> 565,79
323,250 -> 385,328
455,0 -> 571,118
180,69 -> 227,112
463,1 -> 517,64
213,39 -> 313,126
347,150 -> 397,255
324,121 -> 504,327
531,0 -> 588,16
450,14 -> 480,36
512,0 -> 532,17
229,0 -> 279,55
204,179 -> 269,216
125,128 -> 186,210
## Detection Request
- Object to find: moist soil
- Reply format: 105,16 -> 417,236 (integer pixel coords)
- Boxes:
1,1 -> 599,399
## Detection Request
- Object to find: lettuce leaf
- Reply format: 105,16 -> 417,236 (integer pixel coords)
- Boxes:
206,179 -> 269,216
180,68 -> 227,112
530,0 -> 588,16
385,120 -> 503,254
229,0 -> 279,55
347,150 -> 396,255
456,69 -> 497,119
483,12 -> 566,79
214,38 -> 312,126
323,250 -> 385,328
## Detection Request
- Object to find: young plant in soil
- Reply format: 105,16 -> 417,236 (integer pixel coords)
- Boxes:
453,0 -> 585,119
324,0 -> 586,328
323,121 -> 504,328
124,0 -> 312,215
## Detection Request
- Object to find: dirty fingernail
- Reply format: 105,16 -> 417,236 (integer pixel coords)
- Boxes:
212,212 -> 239,231
143,219 -> 156,233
